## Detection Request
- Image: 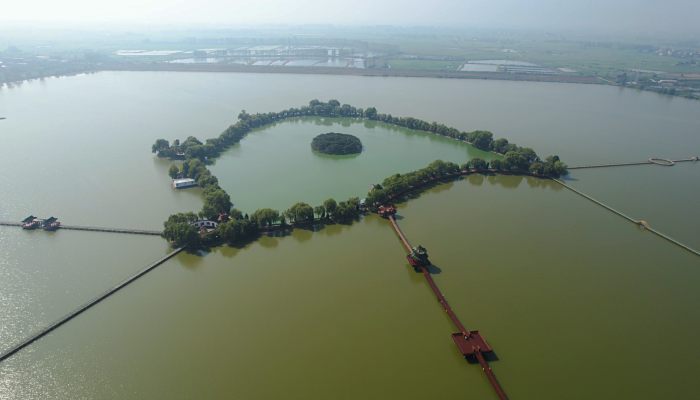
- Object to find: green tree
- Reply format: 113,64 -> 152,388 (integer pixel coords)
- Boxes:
529,161 -> 545,175
168,164 -> 180,179
519,147 -> 539,164
553,161 -> 568,177
364,107 -> 378,120
314,205 -> 326,219
467,131 -> 494,150
467,158 -> 488,170
201,188 -> 232,218
365,188 -> 387,207
163,212 -> 200,247
490,159 -> 504,170
152,138 -> 170,154
251,208 -> 280,227
323,197 -> 361,223
196,172 -> 219,189
217,219 -> 259,244
216,220 -> 237,243
323,198 -> 337,219
504,151 -> 529,171
285,202 -> 315,224
491,138 -> 510,153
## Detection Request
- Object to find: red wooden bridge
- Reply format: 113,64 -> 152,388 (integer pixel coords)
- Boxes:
383,209 -> 508,399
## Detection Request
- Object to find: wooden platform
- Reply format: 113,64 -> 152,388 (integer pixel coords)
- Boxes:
451,331 -> 494,356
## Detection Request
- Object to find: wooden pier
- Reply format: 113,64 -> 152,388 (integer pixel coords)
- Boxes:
0,221 -> 162,236
386,213 -> 508,400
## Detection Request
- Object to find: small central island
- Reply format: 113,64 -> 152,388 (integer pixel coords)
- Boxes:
311,132 -> 363,155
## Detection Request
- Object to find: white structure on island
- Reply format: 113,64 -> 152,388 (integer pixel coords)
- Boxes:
191,219 -> 218,229
172,178 -> 197,189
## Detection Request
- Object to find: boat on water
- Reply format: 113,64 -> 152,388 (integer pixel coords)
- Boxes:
42,217 -> 61,231
21,215 -> 41,229
406,245 -> 430,267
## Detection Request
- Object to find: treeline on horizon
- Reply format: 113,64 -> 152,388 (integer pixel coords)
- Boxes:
155,100 -> 567,247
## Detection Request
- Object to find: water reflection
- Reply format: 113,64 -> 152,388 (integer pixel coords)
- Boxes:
311,150 -> 362,160
178,249 -> 208,268
467,173 -> 484,186
291,227 -> 313,243
487,174 -> 522,189
257,236 -> 280,249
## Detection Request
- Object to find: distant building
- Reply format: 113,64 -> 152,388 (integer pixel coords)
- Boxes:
172,178 -> 196,189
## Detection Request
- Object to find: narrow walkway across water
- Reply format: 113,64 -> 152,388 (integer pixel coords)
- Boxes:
0,221 -> 162,236
552,179 -> 700,257
0,247 -> 184,363
568,156 -> 698,170
385,213 -> 508,400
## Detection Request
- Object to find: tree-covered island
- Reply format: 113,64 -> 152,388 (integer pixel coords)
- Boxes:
311,132 -> 363,155
153,99 -> 567,248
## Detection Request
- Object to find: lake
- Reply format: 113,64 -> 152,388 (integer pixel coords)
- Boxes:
0,71 -> 698,399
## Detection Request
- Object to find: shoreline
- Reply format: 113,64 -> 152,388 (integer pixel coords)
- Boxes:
3,64 -> 698,101
102,62 -> 603,85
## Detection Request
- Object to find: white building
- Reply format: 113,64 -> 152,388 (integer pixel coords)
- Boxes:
172,178 -> 197,189
191,219 -> 218,229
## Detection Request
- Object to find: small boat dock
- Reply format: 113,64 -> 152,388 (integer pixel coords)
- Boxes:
20,215 -> 61,231
3,216 -> 161,236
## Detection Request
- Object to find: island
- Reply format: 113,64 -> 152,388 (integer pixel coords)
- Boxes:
152,99 -> 568,248
311,132 -> 362,155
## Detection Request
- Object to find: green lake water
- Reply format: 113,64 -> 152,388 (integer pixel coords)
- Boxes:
0,72 -> 699,399
209,117 -> 493,212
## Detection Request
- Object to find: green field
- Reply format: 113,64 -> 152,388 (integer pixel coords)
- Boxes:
351,29 -> 700,77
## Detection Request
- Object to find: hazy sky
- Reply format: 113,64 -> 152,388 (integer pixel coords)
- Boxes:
2,0 -> 699,36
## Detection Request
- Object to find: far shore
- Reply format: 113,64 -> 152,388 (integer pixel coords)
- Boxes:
102,62 -> 604,85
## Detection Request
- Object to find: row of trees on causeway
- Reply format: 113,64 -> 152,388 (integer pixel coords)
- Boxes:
156,100 -> 567,248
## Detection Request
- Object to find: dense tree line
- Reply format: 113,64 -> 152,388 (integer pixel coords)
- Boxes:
158,100 -> 567,247
152,99 -> 566,177
161,156 -> 562,247
163,194 -> 363,247
466,153 -> 567,177
365,160 -> 461,206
